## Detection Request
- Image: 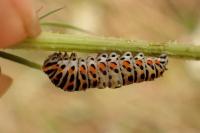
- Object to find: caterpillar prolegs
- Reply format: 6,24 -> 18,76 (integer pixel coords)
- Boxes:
42,52 -> 168,91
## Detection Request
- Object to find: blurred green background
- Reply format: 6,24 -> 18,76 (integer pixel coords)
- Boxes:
1,0 -> 200,132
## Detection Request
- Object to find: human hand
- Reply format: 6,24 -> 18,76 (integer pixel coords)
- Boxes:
0,0 -> 41,97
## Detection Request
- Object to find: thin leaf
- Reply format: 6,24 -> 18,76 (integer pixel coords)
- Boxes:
0,51 -> 41,70
39,6 -> 65,20
40,21 -> 95,34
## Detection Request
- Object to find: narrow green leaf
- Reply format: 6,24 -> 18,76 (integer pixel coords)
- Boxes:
41,21 -> 94,34
0,51 -> 41,70
39,6 -> 65,20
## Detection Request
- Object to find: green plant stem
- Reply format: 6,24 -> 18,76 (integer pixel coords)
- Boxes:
12,32 -> 200,60
0,51 -> 41,70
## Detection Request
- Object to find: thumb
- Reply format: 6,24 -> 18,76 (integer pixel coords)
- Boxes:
0,0 -> 41,48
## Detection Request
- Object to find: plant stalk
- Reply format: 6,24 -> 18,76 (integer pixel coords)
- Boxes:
12,32 -> 200,60
0,51 -> 41,70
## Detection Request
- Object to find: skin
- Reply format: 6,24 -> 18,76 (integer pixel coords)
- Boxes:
0,0 -> 41,97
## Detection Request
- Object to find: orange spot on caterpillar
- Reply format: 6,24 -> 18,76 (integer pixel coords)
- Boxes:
123,61 -> 130,67
79,66 -> 86,73
64,81 -> 74,91
136,60 -> 143,66
68,68 -> 75,73
147,60 -> 153,65
89,66 -> 96,74
42,64 -> 58,71
155,60 -> 160,64
98,63 -> 106,70
110,62 -> 117,69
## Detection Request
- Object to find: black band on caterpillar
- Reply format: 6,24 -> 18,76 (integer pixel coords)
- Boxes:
42,52 -> 168,91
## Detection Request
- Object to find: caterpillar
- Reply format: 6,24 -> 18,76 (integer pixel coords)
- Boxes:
42,52 -> 168,91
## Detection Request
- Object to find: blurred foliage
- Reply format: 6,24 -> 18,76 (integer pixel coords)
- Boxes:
1,0 -> 200,133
